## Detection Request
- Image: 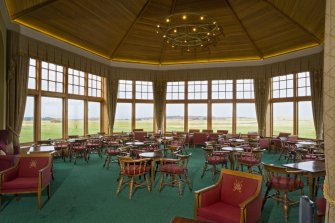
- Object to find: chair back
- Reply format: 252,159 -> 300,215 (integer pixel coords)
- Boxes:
189,129 -> 200,133
68,135 -> 80,139
18,155 -> 51,177
217,130 -> 228,134
278,132 -> 291,138
175,153 -> 191,169
119,157 -> 150,176
134,131 -> 147,142
202,130 -> 213,133
133,129 -> 144,132
219,169 -> 262,207
193,132 -> 208,145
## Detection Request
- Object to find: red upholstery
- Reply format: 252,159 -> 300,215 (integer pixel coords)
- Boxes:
208,133 -> 220,141
0,130 -> 19,171
160,164 -> 185,174
271,176 -> 304,191
195,169 -> 262,223
316,197 -> 326,216
123,165 -> 149,175
193,133 -> 208,146
238,156 -> 259,165
2,177 -> 38,190
259,138 -> 269,149
18,157 -> 49,178
106,149 -> 120,155
207,156 -> 227,165
134,132 -> 147,142
0,155 -> 18,172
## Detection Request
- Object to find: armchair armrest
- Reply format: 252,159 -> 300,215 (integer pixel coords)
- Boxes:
39,164 -> 51,188
1,164 -> 19,183
195,182 -> 222,208
241,193 -> 262,223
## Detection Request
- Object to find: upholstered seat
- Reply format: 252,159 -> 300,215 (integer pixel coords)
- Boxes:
270,176 -> 304,190
2,178 -> 38,190
195,169 -> 263,223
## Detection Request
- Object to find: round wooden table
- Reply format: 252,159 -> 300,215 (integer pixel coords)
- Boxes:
139,151 -> 163,189
221,147 -> 244,169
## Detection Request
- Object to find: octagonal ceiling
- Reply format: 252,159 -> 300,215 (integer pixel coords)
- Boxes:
5,0 -> 325,65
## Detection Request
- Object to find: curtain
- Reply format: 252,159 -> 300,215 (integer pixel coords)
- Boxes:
254,77 -> 270,136
153,81 -> 167,132
106,78 -> 119,134
323,0 -> 335,221
310,71 -> 324,139
6,32 -> 29,148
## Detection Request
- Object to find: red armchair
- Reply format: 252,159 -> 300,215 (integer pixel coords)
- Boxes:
195,169 -> 262,223
0,130 -> 19,172
0,154 -> 52,209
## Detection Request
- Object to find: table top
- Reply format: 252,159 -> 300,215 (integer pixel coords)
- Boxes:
29,145 -> 55,153
297,141 -> 317,146
229,139 -> 245,142
139,152 -> 163,158
125,141 -> 145,146
221,147 -> 244,152
283,160 -> 325,173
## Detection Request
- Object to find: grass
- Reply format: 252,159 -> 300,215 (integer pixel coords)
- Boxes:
21,118 -> 316,143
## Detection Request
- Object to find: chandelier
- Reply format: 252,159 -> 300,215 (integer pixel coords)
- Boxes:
156,12 -> 223,51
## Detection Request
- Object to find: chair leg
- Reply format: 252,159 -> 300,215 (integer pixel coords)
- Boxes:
258,165 -> 263,175
116,175 -> 124,195
178,175 -> 182,196
103,155 -> 108,168
261,185 -> 272,211
48,184 -> 51,200
158,173 -> 164,192
283,192 -> 288,222
201,163 -> 207,178
184,172 -> 192,191
37,190 -> 41,209
129,177 -> 134,199
145,174 -> 151,192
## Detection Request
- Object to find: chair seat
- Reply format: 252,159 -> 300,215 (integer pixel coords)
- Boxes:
87,143 -> 100,148
316,197 -> 326,216
2,177 -> 38,190
73,146 -> 86,151
54,145 -> 67,150
238,157 -> 259,165
160,164 -> 185,174
207,156 -> 227,165
198,202 -> 240,223
271,176 -> 304,191
123,166 -> 150,175
107,149 -> 120,155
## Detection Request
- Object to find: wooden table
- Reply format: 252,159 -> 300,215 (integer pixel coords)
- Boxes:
221,147 -> 244,169
29,145 -> 56,154
139,151 -> 163,189
283,160 -> 325,200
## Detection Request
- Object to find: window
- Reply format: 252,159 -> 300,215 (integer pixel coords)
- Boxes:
68,68 -> 85,95
166,82 -> 185,100
188,104 -> 207,130
188,81 -> 208,100
68,99 -> 84,136
236,103 -> 258,133
88,74 -> 102,97
272,102 -> 294,135
236,79 -> 254,99
297,72 -> 311,97
21,96 -> 34,142
212,80 -> 233,99
28,58 -> 37,89
272,74 -> 294,98
114,103 -> 132,132
88,102 -> 101,134
118,80 -> 132,99
212,103 -> 233,133
41,61 -> 63,93
41,97 -> 62,139
136,81 -> 153,100
166,104 -> 184,131
135,103 -> 154,131
298,101 -> 315,138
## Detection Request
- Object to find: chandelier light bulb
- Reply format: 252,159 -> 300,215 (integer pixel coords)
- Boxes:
166,18 -> 170,22
200,16 -> 204,20
174,29 -> 177,33
182,15 -> 187,20
163,35 -> 166,38
157,25 -> 160,28
193,28 -> 197,32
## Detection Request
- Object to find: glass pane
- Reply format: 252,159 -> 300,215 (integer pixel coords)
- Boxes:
273,102 -> 294,136
236,103 -> 258,133
88,102 -> 100,134
21,97 -> 34,143
136,103 -> 154,131
298,101 -> 315,138
114,103 -> 132,132
212,103 -> 232,133
166,104 -> 184,131
68,99 -> 84,136
41,97 -> 62,140
188,104 -> 207,131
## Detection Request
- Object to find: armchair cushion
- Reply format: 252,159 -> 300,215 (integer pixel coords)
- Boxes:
198,202 -> 240,223
2,177 -> 38,191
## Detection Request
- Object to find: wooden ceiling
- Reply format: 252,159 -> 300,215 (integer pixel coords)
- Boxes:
5,0 -> 325,65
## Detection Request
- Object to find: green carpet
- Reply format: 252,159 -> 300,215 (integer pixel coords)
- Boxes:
1,147 -> 322,223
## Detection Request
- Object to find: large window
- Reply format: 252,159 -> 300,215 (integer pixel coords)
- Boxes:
41,97 -> 62,139
188,81 -> 208,100
114,103 -> 132,132
28,59 -> 36,89
271,72 -> 314,138
212,80 -> 233,99
41,61 -> 63,93
272,102 -> 294,135
68,68 -> 85,95
68,99 -> 84,136
212,104 -> 233,133
21,97 -> 34,143
236,79 -> 254,99
166,82 -> 185,100
166,104 -> 184,131
88,74 -> 102,97
188,104 -> 207,130
136,81 -> 153,100
236,103 -> 258,133
88,102 -> 101,134
118,80 -> 132,99
136,103 -> 154,131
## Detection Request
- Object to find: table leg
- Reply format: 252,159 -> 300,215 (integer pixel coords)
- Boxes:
229,153 -> 234,170
308,173 -> 315,200
151,159 -> 155,190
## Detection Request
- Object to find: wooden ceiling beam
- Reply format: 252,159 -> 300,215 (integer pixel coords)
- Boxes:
225,0 -> 263,59
11,0 -> 58,20
159,0 -> 177,64
264,0 -> 321,44
110,0 -> 152,60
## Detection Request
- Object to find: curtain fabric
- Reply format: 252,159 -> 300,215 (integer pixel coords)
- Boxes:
310,71 -> 324,139
323,0 -> 335,221
254,78 -> 270,136
6,32 -> 29,148
153,81 -> 167,132
106,78 -> 119,134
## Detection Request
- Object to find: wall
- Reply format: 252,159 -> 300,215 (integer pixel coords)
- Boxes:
0,9 -> 6,129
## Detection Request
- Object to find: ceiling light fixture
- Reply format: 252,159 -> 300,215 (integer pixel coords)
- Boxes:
156,12 -> 223,51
